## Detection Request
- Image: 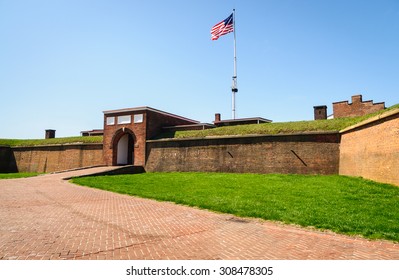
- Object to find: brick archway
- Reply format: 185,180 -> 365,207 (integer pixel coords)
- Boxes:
111,128 -> 137,166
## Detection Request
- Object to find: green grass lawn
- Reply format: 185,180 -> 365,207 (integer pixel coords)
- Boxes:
0,173 -> 40,179
0,136 -> 103,147
72,172 -> 399,242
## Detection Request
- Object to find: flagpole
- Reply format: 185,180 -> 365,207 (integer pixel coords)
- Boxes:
232,9 -> 238,119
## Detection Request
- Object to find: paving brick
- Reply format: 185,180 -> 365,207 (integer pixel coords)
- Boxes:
0,167 -> 398,260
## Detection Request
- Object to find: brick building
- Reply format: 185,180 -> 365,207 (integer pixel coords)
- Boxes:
80,129 -> 104,136
213,113 -> 272,126
313,95 -> 386,120
313,106 -> 328,120
102,106 -> 199,166
333,94 -> 385,118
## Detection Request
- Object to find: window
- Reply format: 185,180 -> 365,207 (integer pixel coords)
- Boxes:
117,115 -> 131,124
106,117 -> 115,125
134,114 -> 144,123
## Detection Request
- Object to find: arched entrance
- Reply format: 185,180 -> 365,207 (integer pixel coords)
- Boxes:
112,129 -> 135,166
116,133 -> 134,165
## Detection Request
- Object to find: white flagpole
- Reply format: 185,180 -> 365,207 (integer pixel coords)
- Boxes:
232,9 -> 238,119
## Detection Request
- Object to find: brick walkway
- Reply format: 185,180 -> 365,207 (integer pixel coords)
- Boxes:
0,167 -> 398,260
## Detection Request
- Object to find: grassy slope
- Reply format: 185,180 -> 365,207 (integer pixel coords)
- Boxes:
72,172 -> 399,242
0,136 -> 103,147
159,104 -> 399,139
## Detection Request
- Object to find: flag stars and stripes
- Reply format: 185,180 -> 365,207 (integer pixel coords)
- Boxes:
211,13 -> 234,40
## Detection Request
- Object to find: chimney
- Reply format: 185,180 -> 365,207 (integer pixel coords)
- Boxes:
45,129 -> 56,139
351,95 -> 362,104
313,106 -> 327,120
214,113 -> 221,123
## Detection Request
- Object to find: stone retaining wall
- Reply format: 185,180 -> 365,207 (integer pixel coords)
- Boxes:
11,143 -> 104,173
146,132 -> 341,175
339,109 -> 399,186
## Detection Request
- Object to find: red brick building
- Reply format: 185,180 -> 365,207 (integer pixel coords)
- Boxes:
333,94 -> 385,118
313,105 -> 328,120
102,106 -> 199,166
313,95 -> 386,120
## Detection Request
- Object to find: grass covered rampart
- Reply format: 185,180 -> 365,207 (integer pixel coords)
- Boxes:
158,104 -> 399,139
0,136 -> 103,147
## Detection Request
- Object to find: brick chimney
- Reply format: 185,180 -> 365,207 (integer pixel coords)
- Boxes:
313,106 -> 327,120
351,95 -> 362,104
45,129 -> 56,139
214,113 -> 221,123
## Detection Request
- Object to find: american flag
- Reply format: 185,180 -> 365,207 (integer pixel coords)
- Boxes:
211,13 -> 234,40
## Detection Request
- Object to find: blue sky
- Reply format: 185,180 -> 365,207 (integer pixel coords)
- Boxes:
1,0 -> 398,139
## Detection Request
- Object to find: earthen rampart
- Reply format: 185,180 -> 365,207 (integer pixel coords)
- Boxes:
2,109 -> 399,187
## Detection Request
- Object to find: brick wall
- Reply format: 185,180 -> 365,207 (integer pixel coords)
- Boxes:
12,143 -> 104,173
339,109 -> 399,186
333,95 -> 385,118
145,132 -> 341,175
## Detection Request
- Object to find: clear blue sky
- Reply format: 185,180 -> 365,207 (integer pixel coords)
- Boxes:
1,0 -> 398,139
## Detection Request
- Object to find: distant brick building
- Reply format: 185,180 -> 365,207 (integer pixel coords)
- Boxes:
102,106 -> 199,166
213,113 -> 271,126
313,106 -> 328,120
45,129 -> 56,139
80,129 -> 104,136
313,94 -> 386,120
333,94 -> 385,118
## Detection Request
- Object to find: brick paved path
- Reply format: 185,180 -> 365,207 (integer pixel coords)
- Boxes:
0,167 -> 398,260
